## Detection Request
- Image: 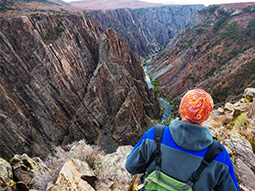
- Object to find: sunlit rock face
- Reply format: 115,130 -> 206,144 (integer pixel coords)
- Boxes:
0,14 -> 160,158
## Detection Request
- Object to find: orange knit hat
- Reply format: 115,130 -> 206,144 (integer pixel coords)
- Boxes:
179,89 -> 214,124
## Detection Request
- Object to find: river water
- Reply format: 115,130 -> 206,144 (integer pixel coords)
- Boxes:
143,59 -> 171,125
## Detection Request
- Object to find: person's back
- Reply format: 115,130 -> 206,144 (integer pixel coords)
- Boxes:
125,89 -> 239,191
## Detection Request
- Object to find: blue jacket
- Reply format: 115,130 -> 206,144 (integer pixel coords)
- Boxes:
125,120 -> 239,191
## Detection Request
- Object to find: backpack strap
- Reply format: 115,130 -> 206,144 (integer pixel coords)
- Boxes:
153,125 -> 191,190
187,139 -> 225,187
143,126 -> 224,190
142,124 -> 165,172
155,139 -> 224,190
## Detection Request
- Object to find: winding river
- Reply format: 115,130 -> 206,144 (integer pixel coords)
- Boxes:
143,58 -> 172,125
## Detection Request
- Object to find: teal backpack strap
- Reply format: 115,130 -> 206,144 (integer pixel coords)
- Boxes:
154,139 -> 224,190
154,125 -> 165,169
187,139 -> 225,186
153,125 -> 192,190
142,124 -> 165,172
143,126 -> 225,191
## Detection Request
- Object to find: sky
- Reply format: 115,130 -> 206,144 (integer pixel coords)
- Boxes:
63,0 -> 255,6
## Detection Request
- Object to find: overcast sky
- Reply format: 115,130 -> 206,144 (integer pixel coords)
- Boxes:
63,0 -> 255,7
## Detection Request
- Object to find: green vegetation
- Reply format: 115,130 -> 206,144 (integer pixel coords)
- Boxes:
42,19 -> 65,43
198,5 -> 219,14
164,113 -> 174,126
245,95 -> 252,103
213,13 -> 230,32
168,100 -> 173,105
228,113 -> 255,152
195,27 -> 204,35
222,21 -> 245,45
243,5 -> 255,13
142,57 -> 174,123
233,113 -> 248,130
213,58 -> 255,103
31,13 -> 41,20
151,79 -> 160,95
246,17 -> 255,40
205,67 -> 216,79
1,153 -> 12,160
0,0 -> 15,12
207,5 -> 220,13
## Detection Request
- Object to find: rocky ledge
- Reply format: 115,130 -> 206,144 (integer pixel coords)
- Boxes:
1,88 -> 255,191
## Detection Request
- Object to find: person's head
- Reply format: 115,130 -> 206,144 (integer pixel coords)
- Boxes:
179,89 -> 214,124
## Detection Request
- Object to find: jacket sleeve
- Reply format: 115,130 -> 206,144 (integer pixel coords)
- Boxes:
214,150 -> 239,191
125,127 -> 154,175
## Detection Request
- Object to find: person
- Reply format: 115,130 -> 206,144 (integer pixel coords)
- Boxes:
125,89 -> 239,191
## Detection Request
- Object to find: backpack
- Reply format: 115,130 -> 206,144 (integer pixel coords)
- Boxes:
136,124 -> 224,191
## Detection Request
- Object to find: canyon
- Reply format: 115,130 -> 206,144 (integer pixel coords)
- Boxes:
0,4 -> 203,159
147,2 -> 255,107
83,5 -> 204,58
0,1 -> 255,190
0,14 -> 161,159
1,88 -> 255,191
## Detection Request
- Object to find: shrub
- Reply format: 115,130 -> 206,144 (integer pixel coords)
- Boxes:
247,17 -> 255,40
42,19 -> 65,43
205,67 -> 216,79
213,14 -> 230,31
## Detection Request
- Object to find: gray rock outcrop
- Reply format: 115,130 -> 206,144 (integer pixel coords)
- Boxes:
88,5 -> 204,58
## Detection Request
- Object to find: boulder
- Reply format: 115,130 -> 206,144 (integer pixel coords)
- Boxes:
0,176 -> 15,191
95,145 -> 133,191
10,154 -> 38,185
73,159 -> 96,188
223,102 -> 251,120
231,136 -> 255,170
224,102 -> 238,112
223,136 -> 255,190
0,158 -> 13,179
248,100 -> 255,119
0,177 -> 28,191
69,140 -> 104,168
54,159 -> 95,191
32,157 -> 50,173
235,159 -> 255,190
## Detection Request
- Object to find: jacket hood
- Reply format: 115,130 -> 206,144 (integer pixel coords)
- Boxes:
170,120 -> 213,151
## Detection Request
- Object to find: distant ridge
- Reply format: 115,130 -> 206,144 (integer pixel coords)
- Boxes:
69,0 -> 172,10
0,0 -> 83,16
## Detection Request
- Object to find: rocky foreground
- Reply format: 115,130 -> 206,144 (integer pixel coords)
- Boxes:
1,88 -> 255,191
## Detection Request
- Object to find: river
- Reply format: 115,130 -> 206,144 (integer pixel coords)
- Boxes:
143,58 -> 171,125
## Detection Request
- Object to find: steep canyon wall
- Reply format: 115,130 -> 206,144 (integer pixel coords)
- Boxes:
0,14 -> 160,159
0,4 -> 205,159
86,5 -> 204,58
147,3 -> 255,106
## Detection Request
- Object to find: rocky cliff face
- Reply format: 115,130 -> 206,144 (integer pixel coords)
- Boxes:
0,4 -> 206,159
0,89 -> 255,191
0,14 -> 160,159
86,5 -> 204,58
147,3 -> 255,105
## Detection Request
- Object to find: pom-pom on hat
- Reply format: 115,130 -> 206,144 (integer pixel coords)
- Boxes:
179,89 -> 214,124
